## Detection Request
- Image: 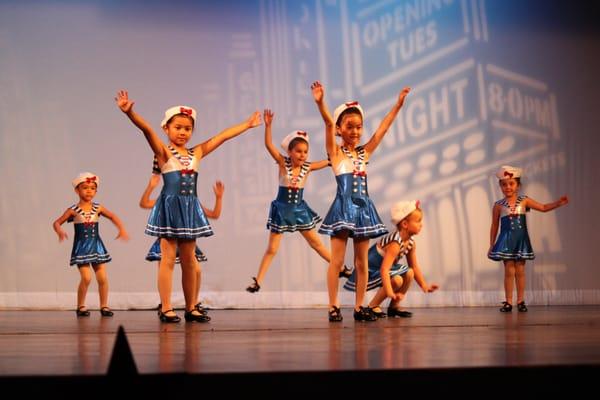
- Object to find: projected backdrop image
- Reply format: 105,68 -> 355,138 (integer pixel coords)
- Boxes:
0,0 -> 598,309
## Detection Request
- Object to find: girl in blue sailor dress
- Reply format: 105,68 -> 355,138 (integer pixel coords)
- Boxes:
488,165 -> 569,313
53,172 -> 129,317
344,201 -> 438,318
145,147 -> 211,240
488,195 -> 534,262
69,203 -> 112,266
139,160 -> 224,315
246,109 -> 347,293
116,89 -> 261,323
311,81 -> 411,322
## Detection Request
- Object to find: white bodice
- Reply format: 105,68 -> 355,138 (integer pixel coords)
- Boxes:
161,153 -> 200,174
331,145 -> 368,176
278,158 -> 311,188
70,203 -> 100,224
496,195 -> 528,218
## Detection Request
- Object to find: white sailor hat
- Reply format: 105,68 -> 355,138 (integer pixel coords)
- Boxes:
496,165 -> 522,180
72,172 -> 99,188
333,101 -> 364,126
281,130 -> 309,151
391,200 -> 420,225
160,105 -> 197,128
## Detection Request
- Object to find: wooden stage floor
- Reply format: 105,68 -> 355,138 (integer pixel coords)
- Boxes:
1,306 -> 599,394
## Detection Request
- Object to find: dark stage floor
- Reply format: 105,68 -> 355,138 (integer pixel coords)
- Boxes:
1,306 -> 598,394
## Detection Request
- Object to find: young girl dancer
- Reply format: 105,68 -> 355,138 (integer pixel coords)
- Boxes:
140,165 -> 224,317
344,200 -> 438,318
489,165 -> 568,312
52,172 -> 129,317
311,81 -> 411,321
116,90 -> 260,322
245,109 -> 351,293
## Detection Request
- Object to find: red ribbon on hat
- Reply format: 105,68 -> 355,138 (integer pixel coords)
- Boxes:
297,131 -> 307,136
345,101 -> 359,107
85,176 -> 97,183
504,171 -> 514,178
180,107 -> 193,116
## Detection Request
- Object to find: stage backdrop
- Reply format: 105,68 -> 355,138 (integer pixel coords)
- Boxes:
1,0 -> 599,309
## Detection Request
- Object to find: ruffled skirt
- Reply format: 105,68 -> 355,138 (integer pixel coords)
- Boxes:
145,193 -> 213,239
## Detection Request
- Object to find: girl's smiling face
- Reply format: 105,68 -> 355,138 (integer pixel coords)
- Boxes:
164,115 -> 194,146
336,112 -> 363,147
499,178 -> 520,198
288,140 -> 309,166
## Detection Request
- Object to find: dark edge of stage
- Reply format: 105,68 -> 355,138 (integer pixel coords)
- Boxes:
1,365 -> 597,396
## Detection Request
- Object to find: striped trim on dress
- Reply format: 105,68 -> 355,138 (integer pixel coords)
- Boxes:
318,221 -> 387,237
145,224 -> 213,237
267,215 -> 322,233
488,250 -> 534,260
70,253 -> 112,266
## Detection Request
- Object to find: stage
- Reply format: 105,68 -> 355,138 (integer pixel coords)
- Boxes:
0,306 -> 598,394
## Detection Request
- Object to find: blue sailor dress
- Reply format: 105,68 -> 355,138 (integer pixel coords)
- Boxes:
69,203 -> 112,266
344,231 -> 413,291
488,195 -> 535,260
318,146 -> 387,238
145,239 -> 207,263
266,157 -> 321,233
145,147 -> 213,239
